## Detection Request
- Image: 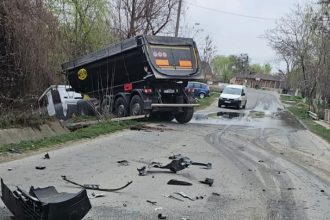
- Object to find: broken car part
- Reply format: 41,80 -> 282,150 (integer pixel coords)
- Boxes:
167,179 -> 192,186
199,178 -> 214,187
146,200 -> 157,205
117,160 -> 129,166
137,166 -> 148,176
162,194 -> 184,202
168,154 -> 212,169
61,176 -> 132,192
43,153 -> 50,159
35,166 -> 46,170
174,192 -> 194,201
1,178 -> 91,220
158,213 -> 167,219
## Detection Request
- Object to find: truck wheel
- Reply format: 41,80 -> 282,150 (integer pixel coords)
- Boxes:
114,97 -> 128,117
130,95 -> 144,116
175,107 -> 194,124
101,97 -> 112,116
159,112 -> 175,122
77,101 -> 93,116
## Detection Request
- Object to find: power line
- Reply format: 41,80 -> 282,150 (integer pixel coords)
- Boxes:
184,0 -> 277,21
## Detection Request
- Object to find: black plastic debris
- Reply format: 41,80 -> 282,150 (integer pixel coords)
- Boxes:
168,154 -> 212,169
61,176 -> 132,192
199,178 -> 214,187
43,153 -> 50,159
167,179 -> 192,186
137,166 -> 148,176
1,178 -> 91,220
117,160 -> 129,166
158,213 -> 167,219
146,200 -> 157,205
35,166 -> 46,170
174,192 -> 194,201
212,192 -> 220,196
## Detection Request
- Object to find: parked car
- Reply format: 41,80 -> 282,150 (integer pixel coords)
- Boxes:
186,82 -> 210,99
218,84 -> 247,109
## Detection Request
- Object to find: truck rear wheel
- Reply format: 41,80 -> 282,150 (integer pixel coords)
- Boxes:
77,101 -> 94,116
175,107 -> 194,124
130,95 -> 144,116
114,97 -> 128,117
159,112 -> 175,121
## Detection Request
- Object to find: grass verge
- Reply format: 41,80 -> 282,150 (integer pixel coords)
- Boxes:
0,120 -> 139,154
280,95 -> 330,142
195,92 -> 219,110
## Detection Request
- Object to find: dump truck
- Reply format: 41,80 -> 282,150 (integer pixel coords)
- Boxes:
62,35 -> 202,123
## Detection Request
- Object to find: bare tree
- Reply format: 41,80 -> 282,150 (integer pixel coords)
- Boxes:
110,0 -> 179,39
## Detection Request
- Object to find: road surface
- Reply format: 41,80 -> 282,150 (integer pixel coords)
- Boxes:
0,88 -> 329,219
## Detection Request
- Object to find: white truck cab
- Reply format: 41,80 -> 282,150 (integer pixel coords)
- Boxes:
38,85 -> 83,119
218,85 -> 247,109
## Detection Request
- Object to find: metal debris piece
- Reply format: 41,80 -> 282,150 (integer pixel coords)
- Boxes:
137,166 -> 148,176
117,160 -> 129,166
147,200 -> 157,205
43,153 -> 50,159
212,192 -> 220,196
167,179 -> 192,186
155,207 -> 163,211
199,178 -> 214,187
168,154 -> 212,169
158,213 -> 167,219
61,176 -> 132,192
92,192 -> 105,198
174,192 -> 194,201
1,178 -> 91,220
162,194 -> 184,202
35,166 -> 46,170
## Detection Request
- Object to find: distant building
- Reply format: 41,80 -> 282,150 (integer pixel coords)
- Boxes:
230,72 -> 283,89
201,61 -> 218,82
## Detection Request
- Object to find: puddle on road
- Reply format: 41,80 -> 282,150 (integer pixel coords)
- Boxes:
214,112 -> 245,119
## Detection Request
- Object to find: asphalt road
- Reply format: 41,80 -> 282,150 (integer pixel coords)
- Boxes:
0,88 -> 330,219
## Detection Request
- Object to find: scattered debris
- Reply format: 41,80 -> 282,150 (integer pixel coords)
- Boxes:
147,200 -> 157,205
123,203 -> 127,207
320,189 -> 325,192
162,194 -> 184,202
155,207 -> 163,211
43,153 -> 50,159
262,189 -> 266,192
61,176 -> 132,192
1,178 -> 91,220
167,179 -> 192,186
7,168 -> 12,171
248,168 -> 252,171
137,166 -> 148,176
117,160 -> 129,166
158,213 -> 167,219
35,166 -> 46,170
199,178 -> 214,187
258,160 -> 264,163
130,124 -> 172,132
280,152 -> 284,155
8,148 -> 20,154
174,192 -> 194,201
169,154 -> 212,169
92,192 -> 105,198
195,196 -> 204,200
212,192 -> 220,196
287,187 -> 295,190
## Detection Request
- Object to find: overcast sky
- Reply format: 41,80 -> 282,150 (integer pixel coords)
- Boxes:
181,0 -> 313,72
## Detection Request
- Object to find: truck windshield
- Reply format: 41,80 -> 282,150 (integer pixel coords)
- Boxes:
149,45 -> 196,70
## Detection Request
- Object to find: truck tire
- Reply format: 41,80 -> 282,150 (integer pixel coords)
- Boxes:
101,96 -> 112,116
114,97 -> 128,117
159,112 -> 175,122
175,107 -> 193,124
130,95 -> 144,116
77,101 -> 93,116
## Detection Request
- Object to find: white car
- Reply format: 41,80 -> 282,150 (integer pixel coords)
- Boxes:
218,85 -> 247,109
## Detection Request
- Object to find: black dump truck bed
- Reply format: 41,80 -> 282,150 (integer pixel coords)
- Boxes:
62,35 -> 201,97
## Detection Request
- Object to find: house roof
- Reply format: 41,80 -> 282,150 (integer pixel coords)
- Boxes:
235,72 -> 282,82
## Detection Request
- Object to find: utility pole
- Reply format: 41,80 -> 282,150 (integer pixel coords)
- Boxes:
175,0 -> 182,37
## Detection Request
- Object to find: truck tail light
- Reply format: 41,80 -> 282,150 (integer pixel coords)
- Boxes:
143,88 -> 153,94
